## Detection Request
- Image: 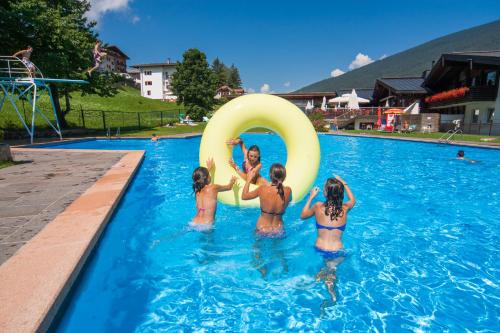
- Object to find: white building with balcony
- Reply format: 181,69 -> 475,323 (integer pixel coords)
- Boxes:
131,61 -> 177,101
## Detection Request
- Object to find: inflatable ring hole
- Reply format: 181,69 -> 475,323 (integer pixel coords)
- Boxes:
229,133 -> 288,183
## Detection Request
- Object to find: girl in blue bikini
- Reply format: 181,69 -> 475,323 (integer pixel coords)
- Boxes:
300,175 -> 355,301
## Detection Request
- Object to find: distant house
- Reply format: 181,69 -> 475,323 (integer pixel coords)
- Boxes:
423,51 -> 500,134
126,67 -> 140,86
132,60 -> 177,101
215,85 -> 245,100
372,77 -> 428,107
99,45 -> 129,73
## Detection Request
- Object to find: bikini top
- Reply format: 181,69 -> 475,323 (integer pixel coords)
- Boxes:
316,223 -> 346,231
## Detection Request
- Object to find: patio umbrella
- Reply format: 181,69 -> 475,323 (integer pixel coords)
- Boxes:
383,108 -> 404,114
321,96 -> 326,111
347,89 -> 360,110
376,107 -> 382,127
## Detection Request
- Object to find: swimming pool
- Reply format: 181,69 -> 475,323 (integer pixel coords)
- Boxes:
46,135 -> 499,331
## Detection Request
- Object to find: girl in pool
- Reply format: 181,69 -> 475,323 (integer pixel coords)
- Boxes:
192,158 -> 237,227
300,175 -> 355,301
227,137 -> 268,185
242,163 -> 292,236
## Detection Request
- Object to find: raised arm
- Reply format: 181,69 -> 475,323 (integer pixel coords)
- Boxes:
12,49 -> 25,57
336,175 -> 356,210
215,176 -> 237,192
241,168 -> 260,200
301,187 -> 319,219
229,159 -> 247,180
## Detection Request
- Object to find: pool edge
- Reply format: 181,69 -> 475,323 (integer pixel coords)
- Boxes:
0,149 -> 145,333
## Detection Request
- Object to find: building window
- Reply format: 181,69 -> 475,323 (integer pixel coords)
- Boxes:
147,90 -> 151,96
472,109 -> 480,123
486,71 -> 497,86
145,81 -> 152,86
144,70 -> 152,75
487,108 -> 495,122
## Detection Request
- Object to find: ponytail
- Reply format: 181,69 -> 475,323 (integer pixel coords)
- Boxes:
270,163 -> 286,202
192,167 -> 209,194
324,178 -> 344,221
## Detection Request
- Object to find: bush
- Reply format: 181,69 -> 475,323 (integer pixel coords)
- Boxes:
186,104 -> 207,121
308,110 -> 329,132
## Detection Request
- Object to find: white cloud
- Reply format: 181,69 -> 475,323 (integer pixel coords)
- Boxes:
131,15 -> 140,24
331,68 -> 345,77
87,0 -> 132,21
283,81 -> 291,87
380,54 -> 387,60
348,53 -> 374,70
260,84 -> 271,94
246,88 -> 255,94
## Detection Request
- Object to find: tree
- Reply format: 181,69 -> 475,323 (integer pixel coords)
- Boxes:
227,64 -> 242,89
212,57 -> 228,88
0,0 -> 119,128
172,48 -> 217,120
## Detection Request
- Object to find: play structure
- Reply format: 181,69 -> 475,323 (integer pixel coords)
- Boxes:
0,56 -> 88,143
199,94 -> 320,207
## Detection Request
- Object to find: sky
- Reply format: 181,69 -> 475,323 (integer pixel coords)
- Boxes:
89,0 -> 500,93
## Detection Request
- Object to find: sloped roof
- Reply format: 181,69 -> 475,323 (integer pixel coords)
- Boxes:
337,88 -> 374,100
107,45 -> 129,60
376,77 -> 427,94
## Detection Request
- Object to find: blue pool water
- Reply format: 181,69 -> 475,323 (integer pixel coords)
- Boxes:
46,135 -> 499,332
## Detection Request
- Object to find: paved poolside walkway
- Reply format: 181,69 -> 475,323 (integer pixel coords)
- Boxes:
0,149 -> 125,264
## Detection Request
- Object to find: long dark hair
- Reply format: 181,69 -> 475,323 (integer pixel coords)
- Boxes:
324,178 -> 344,221
192,167 -> 209,194
247,145 -> 261,162
270,163 -> 286,201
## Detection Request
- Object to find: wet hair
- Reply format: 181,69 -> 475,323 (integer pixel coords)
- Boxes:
457,150 -> 464,157
192,167 -> 210,194
247,145 -> 261,161
270,163 -> 286,202
324,178 -> 345,221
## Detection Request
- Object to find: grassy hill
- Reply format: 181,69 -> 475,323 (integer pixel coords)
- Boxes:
1,86 -> 183,130
297,20 -> 500,92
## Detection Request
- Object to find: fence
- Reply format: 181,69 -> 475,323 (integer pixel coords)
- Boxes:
440,120 -> 500,136
66,107 -> 184,131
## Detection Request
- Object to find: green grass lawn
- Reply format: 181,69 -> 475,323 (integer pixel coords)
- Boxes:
343,130 -> 500,144
0,160 -> 17,169
117,125 -> 270,137
1,86 -> 184,130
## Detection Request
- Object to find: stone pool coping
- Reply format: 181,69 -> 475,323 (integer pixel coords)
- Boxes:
325,131 -> 500,149
0,148 -> 144,333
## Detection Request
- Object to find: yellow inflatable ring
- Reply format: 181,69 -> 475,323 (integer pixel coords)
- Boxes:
199,94 -> 320,207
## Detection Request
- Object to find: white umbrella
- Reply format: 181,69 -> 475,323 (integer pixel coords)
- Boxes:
305,101 -> 312,111
347,89 -> 360,110
321,96 -> 326,111
329,92 -> 369,105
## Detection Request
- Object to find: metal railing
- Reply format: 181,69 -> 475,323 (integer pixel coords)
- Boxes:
66,106 -> 184,131
0,56 -> 44,79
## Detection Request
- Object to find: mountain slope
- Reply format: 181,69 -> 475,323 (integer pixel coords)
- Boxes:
297,20 -> 500,92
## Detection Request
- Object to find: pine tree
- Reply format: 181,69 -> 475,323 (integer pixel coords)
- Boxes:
212,57 -> 228,88
227,64 -> 242,89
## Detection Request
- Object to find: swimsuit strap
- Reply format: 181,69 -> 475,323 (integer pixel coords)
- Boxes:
316,222 -> 346,231
261,208 -> 285,216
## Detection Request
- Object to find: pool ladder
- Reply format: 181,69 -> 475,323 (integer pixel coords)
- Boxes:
439,128 -> 463,143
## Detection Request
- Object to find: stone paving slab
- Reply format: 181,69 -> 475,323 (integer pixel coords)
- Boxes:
0,149 -> 125,264
0,150 -> 144,333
